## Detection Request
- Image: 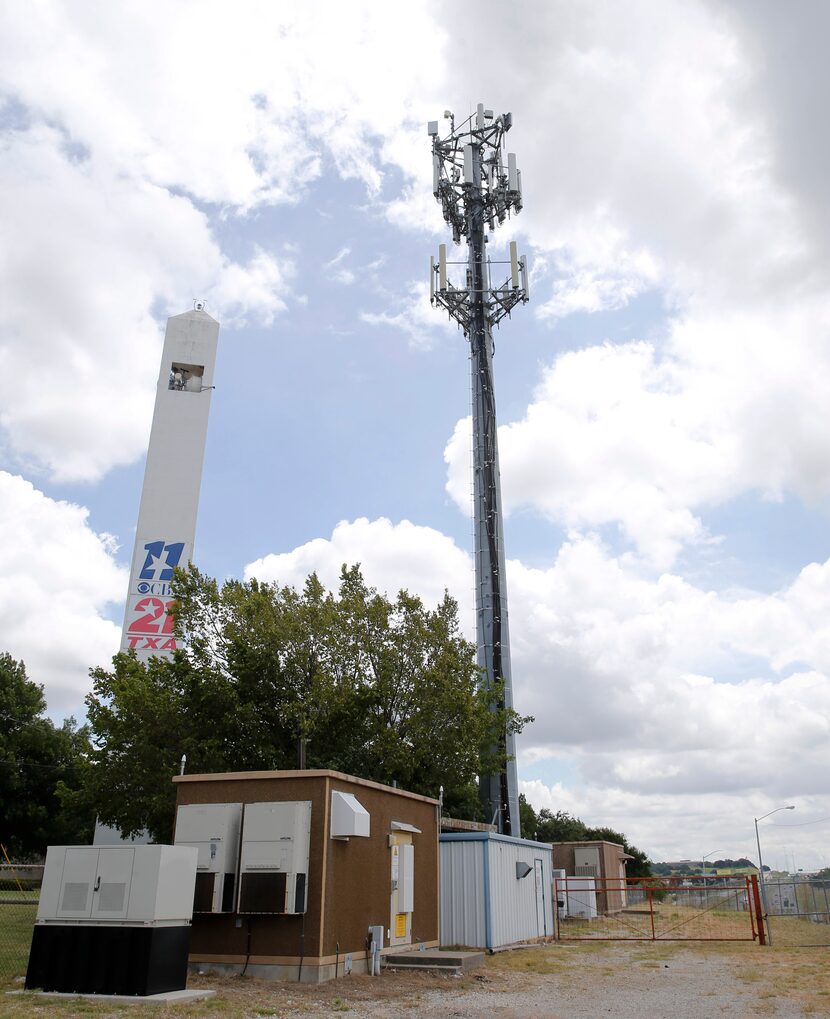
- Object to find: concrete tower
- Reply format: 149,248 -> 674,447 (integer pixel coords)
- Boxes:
120,307 -> 219,657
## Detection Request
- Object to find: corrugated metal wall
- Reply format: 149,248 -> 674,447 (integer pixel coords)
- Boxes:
440,835 -> 554,950
440,839 -> 486,948
486,838 -> 553,947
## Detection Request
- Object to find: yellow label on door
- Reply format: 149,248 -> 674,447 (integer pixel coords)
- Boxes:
395,912 -> 407,938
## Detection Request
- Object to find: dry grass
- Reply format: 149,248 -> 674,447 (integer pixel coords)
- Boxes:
7,942 -> 826,1019
4,917 -> 830,1018
3,968 -> 472,1019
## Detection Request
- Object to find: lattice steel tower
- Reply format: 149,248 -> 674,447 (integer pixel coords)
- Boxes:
428,104 -> 529,835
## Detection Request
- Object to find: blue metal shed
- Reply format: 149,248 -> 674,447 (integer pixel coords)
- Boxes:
440,832 -> 554,950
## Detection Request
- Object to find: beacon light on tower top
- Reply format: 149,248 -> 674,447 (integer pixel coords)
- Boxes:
427,102 -> 528,836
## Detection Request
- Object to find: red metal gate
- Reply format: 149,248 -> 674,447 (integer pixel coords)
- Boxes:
555,875 -> 765,943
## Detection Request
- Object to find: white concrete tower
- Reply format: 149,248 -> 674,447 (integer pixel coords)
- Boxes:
120,307 -> 220,657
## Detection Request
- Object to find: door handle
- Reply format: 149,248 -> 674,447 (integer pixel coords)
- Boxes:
94,876 -> 101,892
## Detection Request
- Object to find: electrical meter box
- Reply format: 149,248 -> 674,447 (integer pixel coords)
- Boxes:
238,801 -> 311,915
174,802 -> 242,913
36,845 -> 197,925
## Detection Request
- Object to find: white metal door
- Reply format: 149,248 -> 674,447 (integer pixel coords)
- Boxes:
57,848 -> 98,918
534,859 -> 548,936
91,848 -> 135,919
389,835 -> 413,946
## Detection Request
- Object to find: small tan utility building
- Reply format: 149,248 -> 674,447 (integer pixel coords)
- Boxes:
552,840 -> 633,914
172,770 -> 439,982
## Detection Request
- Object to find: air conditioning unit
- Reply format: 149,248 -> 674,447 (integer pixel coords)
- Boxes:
237,801 -> 311,915
174,802 -> 242,913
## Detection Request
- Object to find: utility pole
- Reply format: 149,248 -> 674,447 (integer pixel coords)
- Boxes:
429,104 -> 529,835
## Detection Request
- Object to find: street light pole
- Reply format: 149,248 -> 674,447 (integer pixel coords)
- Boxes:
700,849 -> 723,911
701,849 -> 724,875
754,805 -> 795,946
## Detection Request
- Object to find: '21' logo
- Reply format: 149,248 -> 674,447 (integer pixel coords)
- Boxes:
126,597 -> 176,649
126,540 -> 186,651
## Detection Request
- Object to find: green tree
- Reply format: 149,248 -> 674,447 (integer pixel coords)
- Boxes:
0,653 -> 92,856
82,564 -> 530,841
583,824 -> 652,879
522,803 -> 652,878
519,793 -> 538,838
536,809 -> 589,843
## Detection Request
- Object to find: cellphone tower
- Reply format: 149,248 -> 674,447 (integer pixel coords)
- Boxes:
428,104 -> 529,835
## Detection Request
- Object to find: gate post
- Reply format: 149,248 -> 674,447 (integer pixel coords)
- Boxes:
554,878 -> 560,940
648,885 -> 656,941
749,874 -> 766,946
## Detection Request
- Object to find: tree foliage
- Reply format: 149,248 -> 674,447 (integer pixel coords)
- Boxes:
0,653 -> 92,857
518,797 -> 652,878
83,565 -> 530,841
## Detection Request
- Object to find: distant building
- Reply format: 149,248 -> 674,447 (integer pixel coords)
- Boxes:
552,840 -> 633,915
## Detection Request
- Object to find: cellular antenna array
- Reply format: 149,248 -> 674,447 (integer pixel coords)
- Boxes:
428,104 -> 529,836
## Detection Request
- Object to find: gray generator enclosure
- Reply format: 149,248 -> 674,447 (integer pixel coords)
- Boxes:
26,845 -> 197,996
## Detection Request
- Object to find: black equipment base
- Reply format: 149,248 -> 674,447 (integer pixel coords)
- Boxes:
25,923 -> 191,996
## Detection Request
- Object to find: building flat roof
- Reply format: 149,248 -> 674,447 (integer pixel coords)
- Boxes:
172,768 -> 439,805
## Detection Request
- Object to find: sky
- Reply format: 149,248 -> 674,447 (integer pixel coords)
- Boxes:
2,0 -> 829,871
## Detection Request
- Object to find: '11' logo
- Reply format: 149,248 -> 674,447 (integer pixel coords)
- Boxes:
139,541 -> 185,581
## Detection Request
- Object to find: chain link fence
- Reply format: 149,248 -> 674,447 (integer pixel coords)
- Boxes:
763,878 -> 830,947
0,863 -> 42,987
555,875 -> 764,942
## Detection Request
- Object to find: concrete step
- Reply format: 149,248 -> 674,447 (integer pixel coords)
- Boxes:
382,949 -> 485,974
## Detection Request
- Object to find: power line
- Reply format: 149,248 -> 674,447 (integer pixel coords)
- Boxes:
0,758 -> 75,770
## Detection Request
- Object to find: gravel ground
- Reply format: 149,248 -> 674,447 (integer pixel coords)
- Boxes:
5,942 -> 817,1018
181,942 -> 813,1019
378,947 -> 809,1019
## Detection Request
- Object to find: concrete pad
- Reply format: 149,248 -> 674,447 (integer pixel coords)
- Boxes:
383,949 -> 485,973
8,988 -> 216,1005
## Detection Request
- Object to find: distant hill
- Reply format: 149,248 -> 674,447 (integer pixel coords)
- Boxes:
652,858 -> 759,875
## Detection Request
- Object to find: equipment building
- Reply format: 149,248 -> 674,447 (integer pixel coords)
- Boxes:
172,770 -> 439,983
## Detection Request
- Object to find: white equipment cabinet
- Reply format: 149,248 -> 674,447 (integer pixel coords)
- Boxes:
238,801 -> 311,914
26,845 -> 197,996
174,802 -> 242,913
37,845 -> 197,924
562,876 -> 598,919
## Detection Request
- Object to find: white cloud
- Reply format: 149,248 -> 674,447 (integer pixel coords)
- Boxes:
0,125 -> 294,482
445,292 -> 830,569
508,533 -> 830,844
0,472 -> 125,716
0,1 -> 450,480
0,2 -> 448,212
361,280 -> 457,350
209,245 -> 294,327
506,532 -> 830,867
536,263 -> 658,320
245,516 -> 473,618
397,1 -> 812,310
520,778 -> 825,870
323,248 -> 356,286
